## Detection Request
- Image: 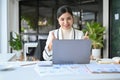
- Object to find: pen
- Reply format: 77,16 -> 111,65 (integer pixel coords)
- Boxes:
21,63 -> 37,66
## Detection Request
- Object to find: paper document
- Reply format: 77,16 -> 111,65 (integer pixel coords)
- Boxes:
86,64 -> 120,73
34,63 -> 87,76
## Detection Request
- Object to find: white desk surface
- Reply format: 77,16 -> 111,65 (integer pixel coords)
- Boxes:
0,61 -> 120,80
0,53 -> 16,62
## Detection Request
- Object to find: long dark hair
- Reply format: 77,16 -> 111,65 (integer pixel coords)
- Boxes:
57,5 -> 73,19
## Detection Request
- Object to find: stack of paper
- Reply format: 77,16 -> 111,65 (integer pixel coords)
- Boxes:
96,58 -> 115,64
86,64 -> 120,73
34,64 -> 74,76
34,62 -> 87,76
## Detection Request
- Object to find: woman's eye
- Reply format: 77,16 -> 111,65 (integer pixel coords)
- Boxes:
67,17 -> 72,20
61,18 -> 64,21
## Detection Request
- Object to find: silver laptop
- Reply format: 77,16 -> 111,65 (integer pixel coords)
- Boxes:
52,39 -> 92,64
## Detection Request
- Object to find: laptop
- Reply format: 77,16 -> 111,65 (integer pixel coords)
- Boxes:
52,39 -> 92,64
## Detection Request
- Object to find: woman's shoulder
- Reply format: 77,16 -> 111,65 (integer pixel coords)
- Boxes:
48,29 -> 58,38
49,29 -> 58,33
74,29 -> 83,33
48,29 -> 59,36
74,29 -> 84,36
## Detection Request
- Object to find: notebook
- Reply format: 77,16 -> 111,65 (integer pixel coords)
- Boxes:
52,39 -> 92,64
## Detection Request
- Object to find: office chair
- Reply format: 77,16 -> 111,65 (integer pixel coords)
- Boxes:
33,39 -> 46,61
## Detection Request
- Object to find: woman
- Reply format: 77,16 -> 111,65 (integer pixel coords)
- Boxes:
43,5 -> 88,61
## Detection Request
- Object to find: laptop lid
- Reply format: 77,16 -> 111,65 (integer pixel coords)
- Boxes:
52,39 -> 92,64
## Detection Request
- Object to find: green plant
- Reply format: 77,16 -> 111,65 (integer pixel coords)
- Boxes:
9,32 -> 22,51
82,21 -> 105,49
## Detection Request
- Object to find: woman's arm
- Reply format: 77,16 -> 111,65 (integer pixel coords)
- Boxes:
42,31 -> 57,61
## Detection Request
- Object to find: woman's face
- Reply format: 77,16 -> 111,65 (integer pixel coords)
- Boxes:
58,12 -> 73,30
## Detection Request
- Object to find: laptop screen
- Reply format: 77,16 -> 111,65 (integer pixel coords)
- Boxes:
52,39 -> 92,64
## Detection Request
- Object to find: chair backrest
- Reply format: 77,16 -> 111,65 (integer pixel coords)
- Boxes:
34,39 -> 46,61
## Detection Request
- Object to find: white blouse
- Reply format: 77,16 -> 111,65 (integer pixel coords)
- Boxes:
43,27 -> 84,61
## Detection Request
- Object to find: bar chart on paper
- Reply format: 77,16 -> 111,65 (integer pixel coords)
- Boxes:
34,63 -> 88,76
86,64 -> 120,73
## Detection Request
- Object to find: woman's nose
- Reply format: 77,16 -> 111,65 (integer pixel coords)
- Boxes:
64,20 -> 68,24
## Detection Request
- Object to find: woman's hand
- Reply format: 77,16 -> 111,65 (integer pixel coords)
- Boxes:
83,31 -> 89,39
48,32 -> 57,51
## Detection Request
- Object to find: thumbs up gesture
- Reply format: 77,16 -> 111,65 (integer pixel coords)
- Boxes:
48,32 -> 57,51
83,31 -> 89,39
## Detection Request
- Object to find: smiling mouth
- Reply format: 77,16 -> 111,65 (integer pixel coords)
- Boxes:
64,25 -> 70,27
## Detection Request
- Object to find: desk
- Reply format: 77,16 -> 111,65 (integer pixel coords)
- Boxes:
0,53 -> 16,61
0,61 -> 120,80
24,42 -> 38,61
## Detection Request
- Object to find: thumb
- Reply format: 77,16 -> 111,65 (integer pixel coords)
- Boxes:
83,31 -> 89,39
85,31 -> 88,37
51,32 -> 57,40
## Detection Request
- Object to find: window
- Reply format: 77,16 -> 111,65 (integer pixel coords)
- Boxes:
19,0 -> 102,42
19,0 -> 56,42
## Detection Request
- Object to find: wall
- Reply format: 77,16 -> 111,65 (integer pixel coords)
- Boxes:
109,0 -> 120,57
0,0 -> 8,54
0,0 -> 19,53
103,0 -> 109,58
8,0 -> 19,53
8,0 -> 19,33
0,0 -> 1,53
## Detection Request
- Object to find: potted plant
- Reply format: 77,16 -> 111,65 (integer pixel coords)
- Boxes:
9,32 -> 23,59
82,21 -> 106,59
